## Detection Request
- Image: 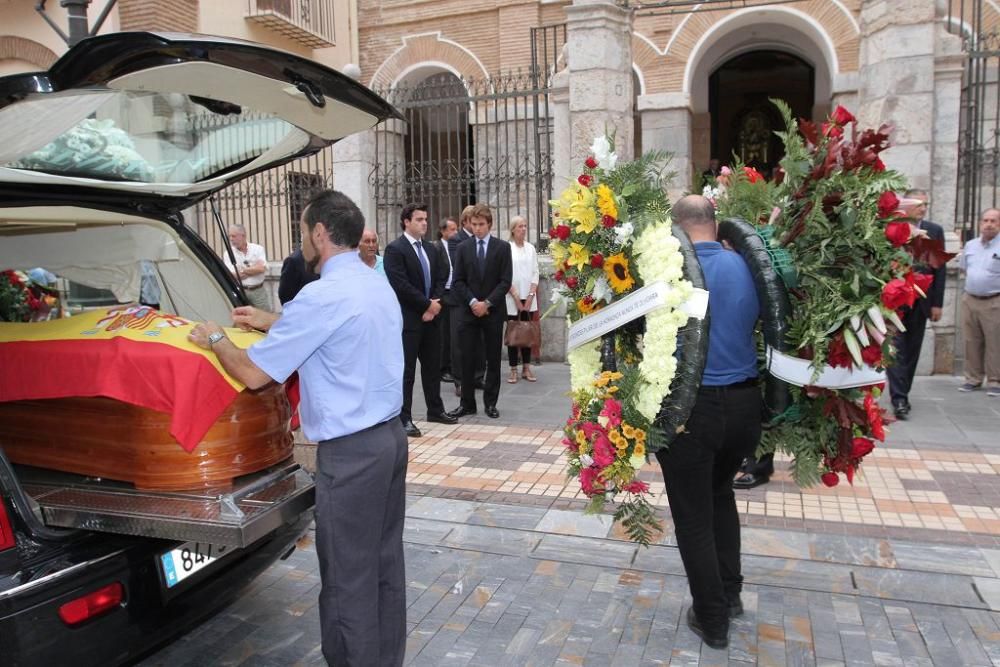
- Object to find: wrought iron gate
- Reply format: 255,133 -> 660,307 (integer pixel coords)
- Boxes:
369,24 -> 566,245
950,0 -> 1000,240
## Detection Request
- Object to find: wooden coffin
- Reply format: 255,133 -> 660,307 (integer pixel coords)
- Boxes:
0,385 -> 293,491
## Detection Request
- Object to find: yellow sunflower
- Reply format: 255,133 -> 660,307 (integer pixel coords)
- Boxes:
604,253 -> 635,293
596,184 -> 618,219
567,242 -> 590,271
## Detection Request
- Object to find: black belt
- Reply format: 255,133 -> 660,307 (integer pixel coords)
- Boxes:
967,292 -> 999,300
700,377 -> 759,392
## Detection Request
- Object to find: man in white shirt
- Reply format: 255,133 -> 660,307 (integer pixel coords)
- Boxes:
959,208 -> 1000,396
223,224 -> 272,312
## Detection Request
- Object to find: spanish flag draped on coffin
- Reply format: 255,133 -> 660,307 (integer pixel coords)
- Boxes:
0,306 -> 295,490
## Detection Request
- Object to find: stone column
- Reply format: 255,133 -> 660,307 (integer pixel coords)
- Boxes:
565,0 -> 635,165
859,0 -> 953,375
332,129 -> 377,226
637,93 -> 693,202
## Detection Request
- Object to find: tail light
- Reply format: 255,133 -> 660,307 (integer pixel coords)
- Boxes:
0,499 -> 14,551
58,582 -> 125,626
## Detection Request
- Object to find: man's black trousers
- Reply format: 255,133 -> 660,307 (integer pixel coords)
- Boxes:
655,383 -> 762,633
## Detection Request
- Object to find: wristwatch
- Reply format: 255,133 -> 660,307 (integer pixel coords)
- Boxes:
207,331 -> 226,347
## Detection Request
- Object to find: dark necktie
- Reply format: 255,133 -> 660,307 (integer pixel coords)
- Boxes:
477,239 -> 486,273
414,241 -> 431,298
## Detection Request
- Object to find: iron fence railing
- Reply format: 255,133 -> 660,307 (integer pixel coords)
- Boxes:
246,0 -> 336,48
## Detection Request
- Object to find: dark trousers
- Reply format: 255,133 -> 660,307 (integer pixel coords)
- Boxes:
401,320 -> 446,422
887,305 -> 929,405
440,291 -> 452,375
315,419 -> 408,666
451,304 -> 486,388
507,305 -> 532,367
459,312 -> 503,410
655,383 -> 761,633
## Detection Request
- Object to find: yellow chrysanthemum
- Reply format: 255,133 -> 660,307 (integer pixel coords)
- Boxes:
575,430 -> 586,446
596,184 -> 618,220
634,443 -> 646,457
621,424 -> 636,439
608,430 -> 623,446
569,203 -> 598,234
604,253 -> 636,293
567,242 -> 590,271
635,429 -> 646,443
606,385 -> 620,394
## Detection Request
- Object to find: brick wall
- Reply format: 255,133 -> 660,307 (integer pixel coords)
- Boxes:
119,0 -> 199,33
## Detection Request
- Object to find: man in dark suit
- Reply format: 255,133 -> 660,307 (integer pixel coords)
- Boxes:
278,248 -> 320,305
384,203 -> 458,437
887,189 -> 946,419
447,206 -> 486,396
447,203 -> 513,419
434,217 -> 459,384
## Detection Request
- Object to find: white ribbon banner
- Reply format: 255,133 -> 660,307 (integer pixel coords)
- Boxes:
766,346 -> 886,389
566,281 -> 709,352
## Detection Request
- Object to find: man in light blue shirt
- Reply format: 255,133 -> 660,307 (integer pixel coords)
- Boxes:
959,208 -> 1000,396
189,190 -> 407,666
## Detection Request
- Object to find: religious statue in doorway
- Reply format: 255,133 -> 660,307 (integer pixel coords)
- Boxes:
737,110 -> 771,166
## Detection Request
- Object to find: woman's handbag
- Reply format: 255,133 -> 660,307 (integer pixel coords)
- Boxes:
504,319 -> 540,348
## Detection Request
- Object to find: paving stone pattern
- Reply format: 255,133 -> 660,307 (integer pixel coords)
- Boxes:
140,374 -> 1000,665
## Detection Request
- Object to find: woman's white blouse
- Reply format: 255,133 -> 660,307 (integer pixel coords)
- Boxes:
506,241 -> 540,315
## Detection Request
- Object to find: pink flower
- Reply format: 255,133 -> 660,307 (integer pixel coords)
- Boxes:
562,437 -> 578,453
579,467 -> 604,497
599,398 -> 622,428
623,479 -> 649,495
592,435 -> 616,467
580,420 -> 606,440
720,166 -> 732,176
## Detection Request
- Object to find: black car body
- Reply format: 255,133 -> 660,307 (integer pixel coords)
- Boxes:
0,32 -> 398,666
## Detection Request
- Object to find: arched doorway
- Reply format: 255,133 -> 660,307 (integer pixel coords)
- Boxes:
709,50 -> 813,177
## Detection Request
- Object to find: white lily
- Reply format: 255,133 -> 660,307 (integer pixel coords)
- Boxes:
590,135 -> 618,171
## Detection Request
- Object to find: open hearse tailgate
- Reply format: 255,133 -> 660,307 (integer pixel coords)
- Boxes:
16,461 -> 313,548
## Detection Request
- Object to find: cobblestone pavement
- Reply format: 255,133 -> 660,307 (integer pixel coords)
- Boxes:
141,370 -> 1000,666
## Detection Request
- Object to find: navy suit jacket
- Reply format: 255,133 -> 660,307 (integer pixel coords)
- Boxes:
452,235 -> 513,320
384,234 -> 446,330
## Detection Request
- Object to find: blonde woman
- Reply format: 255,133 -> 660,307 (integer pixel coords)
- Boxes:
505,215 -> 540,382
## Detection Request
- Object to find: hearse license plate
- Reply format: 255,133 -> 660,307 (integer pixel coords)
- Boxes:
160,541 -> 232,588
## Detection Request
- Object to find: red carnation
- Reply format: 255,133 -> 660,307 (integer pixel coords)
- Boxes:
881,278 -> 916,310
590,253 -> 604,268
552,224 -> 571,241
861,343 -> 883,367
832,105 -> 856,126
565,276 -> 579,289
873,158 -> 886,172
582,295 -> 594,305
827,334 -> 853,369
743,166 -> 763,183
851,437 -> 875,459
877,191 -> 900,218
578,174 -> 592,187
821,472 -> 840,487
907,271 -> 933,297
585,156 -> 598,170
554,270 -> 565,282
885,221 -> 910,247
602,215 -> 616,228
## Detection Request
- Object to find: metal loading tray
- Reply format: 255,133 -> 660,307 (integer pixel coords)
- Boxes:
20,463 -> 315,547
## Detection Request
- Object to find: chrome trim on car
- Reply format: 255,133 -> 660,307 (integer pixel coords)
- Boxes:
0,548 -> 127,601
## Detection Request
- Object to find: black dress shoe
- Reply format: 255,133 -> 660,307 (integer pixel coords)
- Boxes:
892,399 -> 910,420
686,607 -> 728,649
732,472 -> 769,490
447,405 -> 477,419
402,420 -> 422,438
427,412 -> 458,425
440,372 -> 456,384
485,405 -> 500,419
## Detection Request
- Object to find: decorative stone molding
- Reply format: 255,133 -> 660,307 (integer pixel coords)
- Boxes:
368,32 -> 490,89
0,36 -> 58,69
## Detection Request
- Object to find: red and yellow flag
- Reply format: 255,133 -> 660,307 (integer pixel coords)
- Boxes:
0,306 -> 264,452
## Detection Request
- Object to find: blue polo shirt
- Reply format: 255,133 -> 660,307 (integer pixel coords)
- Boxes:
695,241 -> 760,386
248,251 -> 404,441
